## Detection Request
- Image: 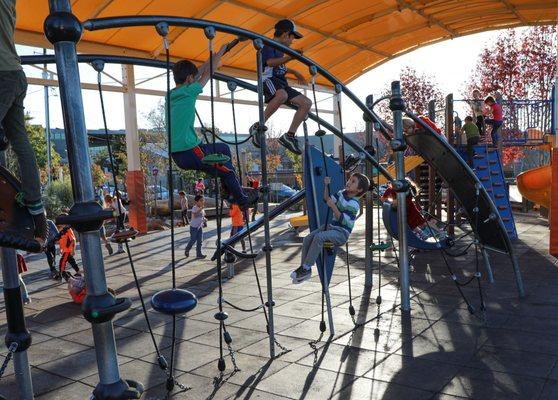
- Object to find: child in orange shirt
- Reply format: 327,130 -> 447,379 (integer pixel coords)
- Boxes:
229,204 -> 246,252
57,224 -> 80,281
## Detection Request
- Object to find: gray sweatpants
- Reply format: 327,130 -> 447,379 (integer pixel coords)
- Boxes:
0,70 -> 42,209
301,224 -> 349,267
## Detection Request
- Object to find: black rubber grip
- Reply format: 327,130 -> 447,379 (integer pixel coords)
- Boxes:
0,232 -> 42,253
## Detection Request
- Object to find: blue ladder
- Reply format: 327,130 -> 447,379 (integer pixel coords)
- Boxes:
465,145 -> 518,240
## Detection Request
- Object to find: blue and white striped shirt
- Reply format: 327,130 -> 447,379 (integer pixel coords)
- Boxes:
329,190 -> 360,234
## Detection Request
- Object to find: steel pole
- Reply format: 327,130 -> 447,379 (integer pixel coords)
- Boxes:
254,39 -> 275,358
364,94 -> 374,287
44,1 -> 136,398
390,81 -> 411,311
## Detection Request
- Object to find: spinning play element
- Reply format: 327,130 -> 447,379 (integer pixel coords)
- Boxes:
0,166 -> 41,253
151,289 -> 198,315
382,201 -> 453,250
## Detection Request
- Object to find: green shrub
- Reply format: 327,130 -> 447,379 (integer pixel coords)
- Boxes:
43,179 -> 73,218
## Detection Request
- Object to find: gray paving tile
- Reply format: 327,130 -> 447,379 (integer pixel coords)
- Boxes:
364,354 -> 462,392
35,381 -> 94,399
440,366 -> 546,399
331,376 -> 433,400
255,362 -> 357,399
297,342 -> 389,377
466,345 -> 557,379
191,352 -> 290,386
0,366 -> 73,397
539,379 -> 558,400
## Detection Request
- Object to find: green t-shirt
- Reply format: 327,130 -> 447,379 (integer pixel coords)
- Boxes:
0,0 -> 21,71
170,81 -> 203,153
462,121 -> 480,140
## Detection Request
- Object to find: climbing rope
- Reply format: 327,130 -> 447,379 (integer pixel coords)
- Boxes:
0,342 -> 17,380
92,57 -> 180,389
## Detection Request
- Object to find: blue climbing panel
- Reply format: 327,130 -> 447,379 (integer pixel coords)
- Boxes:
303,145 -> 344,285
461,146 -> 518,240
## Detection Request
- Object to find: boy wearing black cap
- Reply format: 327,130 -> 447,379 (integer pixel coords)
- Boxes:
249,19 -> 311,155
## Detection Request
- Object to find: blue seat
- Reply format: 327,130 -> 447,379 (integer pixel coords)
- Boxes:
151,289 -> 197,315
382,201 -> 452,251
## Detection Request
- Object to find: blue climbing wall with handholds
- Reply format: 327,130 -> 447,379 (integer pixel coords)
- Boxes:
303,145 -> 344,284
466,146 -> 518,240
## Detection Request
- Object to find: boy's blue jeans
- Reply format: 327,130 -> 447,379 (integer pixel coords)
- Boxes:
301,224 -> 349,267
485,118 -> 502,146
0,70 -> 43,211
185,225 -> 203,256
172,143 -> 247,205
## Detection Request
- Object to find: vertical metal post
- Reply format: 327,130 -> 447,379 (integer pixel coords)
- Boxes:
390,81 -> 411,311
445,94 -> 455,236
1,153 -> 34,399
364,94 -> 374,287
427,100 -> 438,217
254,39 -> 275,358
332,91 -> 342,159
44,2 -> 138,398
481,248 -> 494,284
43,49 -> 52,185
552,80 -> 557,139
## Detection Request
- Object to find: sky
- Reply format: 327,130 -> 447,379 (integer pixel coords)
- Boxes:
19,29 -> 506,137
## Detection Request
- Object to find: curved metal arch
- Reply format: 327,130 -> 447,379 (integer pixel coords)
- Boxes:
82,16 -> 394,140
21,53 -> 395,182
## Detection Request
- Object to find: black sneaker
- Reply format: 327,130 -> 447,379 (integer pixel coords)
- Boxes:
184,251 -> 189,258
196,254 -> 207,259
290,266 -> 311,283
50,271 -> 60,280
250,122 -> 262,149
278,133 -> 302,155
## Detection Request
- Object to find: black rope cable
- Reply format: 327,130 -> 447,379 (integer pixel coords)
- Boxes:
374,136 -> 383,307
93,61 -> 172,383
415,190 -> 478,313
206,32 -> 227,371
309,68 -> 331,332
161,30 -> 181,392
204,30 -> 241,372
472,184 -> 486,311
333,85 -> 357,319
194,109 -> 253,146
227,85 -> 273,330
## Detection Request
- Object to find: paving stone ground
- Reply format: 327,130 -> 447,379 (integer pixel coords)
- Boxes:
1,209 -> 556,399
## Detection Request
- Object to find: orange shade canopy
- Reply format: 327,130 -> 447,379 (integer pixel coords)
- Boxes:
15,0 -> 557,86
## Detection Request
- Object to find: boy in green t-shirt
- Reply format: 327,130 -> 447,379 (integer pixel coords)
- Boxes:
170,45 -> 257,209
461,116 -> 480,167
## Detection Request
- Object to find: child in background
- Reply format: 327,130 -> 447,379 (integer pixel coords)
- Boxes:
57,223 -> 80,281
461,116 -> 481,167
469,89 -> 485,135
179,191 -> 189,226
484,95 -> 503,148
229,203 -> 246,252
249,19 -> 310,155
104,194 -> 126,255
290,173 -> 370,283
16,250 -> 30,304
195,178 -> 205,195
184,195 -> 207,259
45,218 -> 59,279
381,178 -> 446,241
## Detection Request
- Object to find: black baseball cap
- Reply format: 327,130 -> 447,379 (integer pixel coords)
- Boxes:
274,19 -> 303,39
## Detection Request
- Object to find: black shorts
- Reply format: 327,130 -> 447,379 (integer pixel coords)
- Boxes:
263,77 -> 302,104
